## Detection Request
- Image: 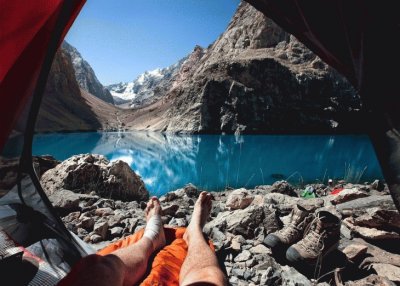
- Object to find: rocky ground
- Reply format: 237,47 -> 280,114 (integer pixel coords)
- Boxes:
2,154 -> 397,285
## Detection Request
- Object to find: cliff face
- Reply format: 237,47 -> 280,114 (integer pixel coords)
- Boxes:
62,42 -> 114,105
36,49 -> 101,132
36,49 -> 120,132
126,2 -> 360,134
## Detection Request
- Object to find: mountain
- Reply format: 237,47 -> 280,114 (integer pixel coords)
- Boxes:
36,48 -> 120,132
123,2 -> 360,134
107,57 -> 187,108
62,41 -> 114,105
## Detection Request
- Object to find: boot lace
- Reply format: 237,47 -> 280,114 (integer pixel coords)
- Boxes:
276,223 -> 300,240
298,217 -> 326,255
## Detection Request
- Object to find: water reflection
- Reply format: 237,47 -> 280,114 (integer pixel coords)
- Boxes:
32,132 -> 383,196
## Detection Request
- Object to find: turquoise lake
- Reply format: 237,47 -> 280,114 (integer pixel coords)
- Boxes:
30,132 -> 383,196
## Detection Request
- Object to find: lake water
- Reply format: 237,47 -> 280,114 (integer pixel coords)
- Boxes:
29,132 -> 384,196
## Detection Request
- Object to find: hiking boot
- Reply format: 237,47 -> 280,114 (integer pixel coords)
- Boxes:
264,204 -> 314,249
286,211 -> 340,264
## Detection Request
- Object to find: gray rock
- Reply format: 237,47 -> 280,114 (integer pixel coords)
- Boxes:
93,221 -> 109,240
353,208 -> 400,231
246,258 -> 257,268
162,204 -> 179,216
342,244 -> 368,261
93,198 -> 115,209
336,195 -> 396,212
90,234 -> 103,243
160,192 -> 178,203
249,244 -> 271,255
78,216 -> 95,230
77,228 -> 89,238
206,206 -> 264,238
280,265 -> 312,286
168,217 -> 187,227
342,217 -> 400,240
231,235 -> 246,251
234,250 -> 252,262
48,189 -> 80,214
231,268 -> 245,278
209,227 -> 226,243
183,184 -> 200,197
262,206 -> 282,234
263,193 -> 323,212
63,211 -> 81,223
229,276 -> 239,285
270,181 -> 297,197
110,227 -> 124,238
95,207 -> 114,217
107,214 -> 124,228
243,269 -> 254,280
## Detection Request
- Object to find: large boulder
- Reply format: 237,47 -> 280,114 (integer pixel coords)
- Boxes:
336,195 -> 396,213
226,188 -> 254,210
205,206 -> 265,238
342,217 -> 400,240
41,154 -> 149,202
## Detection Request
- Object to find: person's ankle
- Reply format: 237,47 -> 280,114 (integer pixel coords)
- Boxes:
184,226 -> 203,244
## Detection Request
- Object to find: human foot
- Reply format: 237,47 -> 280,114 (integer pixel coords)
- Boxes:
184,192 -> 212,244
143,196 -> 166,251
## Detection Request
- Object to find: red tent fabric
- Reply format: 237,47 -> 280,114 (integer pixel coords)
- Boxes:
0,0 -> 86,151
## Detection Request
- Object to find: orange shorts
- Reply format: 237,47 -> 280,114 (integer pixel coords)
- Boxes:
97,227 -> 214,286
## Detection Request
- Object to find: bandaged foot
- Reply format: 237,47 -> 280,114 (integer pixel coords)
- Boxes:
143,197 -> 166,251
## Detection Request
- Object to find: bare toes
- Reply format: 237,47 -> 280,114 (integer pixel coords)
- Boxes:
145,196 -> 162,221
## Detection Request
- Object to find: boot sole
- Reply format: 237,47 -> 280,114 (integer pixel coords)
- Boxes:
286,242 -> 339,265
263,234 -> 282,249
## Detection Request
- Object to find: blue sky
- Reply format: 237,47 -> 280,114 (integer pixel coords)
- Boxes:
66,0 -> 240,85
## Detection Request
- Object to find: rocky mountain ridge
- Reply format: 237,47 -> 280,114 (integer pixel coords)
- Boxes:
62,41 -> 114,105
122,2 -> 360,134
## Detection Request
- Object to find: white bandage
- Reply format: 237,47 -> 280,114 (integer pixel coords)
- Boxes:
143,215 -> 164,250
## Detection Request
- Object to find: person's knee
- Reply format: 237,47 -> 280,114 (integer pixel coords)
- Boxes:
60,254 -> 126,286
181,266 -> 227,286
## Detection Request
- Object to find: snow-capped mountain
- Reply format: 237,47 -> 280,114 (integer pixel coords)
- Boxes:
107,57 -> 187,108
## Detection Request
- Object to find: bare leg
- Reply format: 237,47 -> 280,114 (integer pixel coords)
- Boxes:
180,192 -> 227,286
60,197 -> 165,286
112,196 -> 166,286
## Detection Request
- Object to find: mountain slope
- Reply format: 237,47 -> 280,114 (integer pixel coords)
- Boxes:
36,49 -> 120,132
108,56 -> 187,108
124,2 -> 359,134
62,41 -> 114,105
